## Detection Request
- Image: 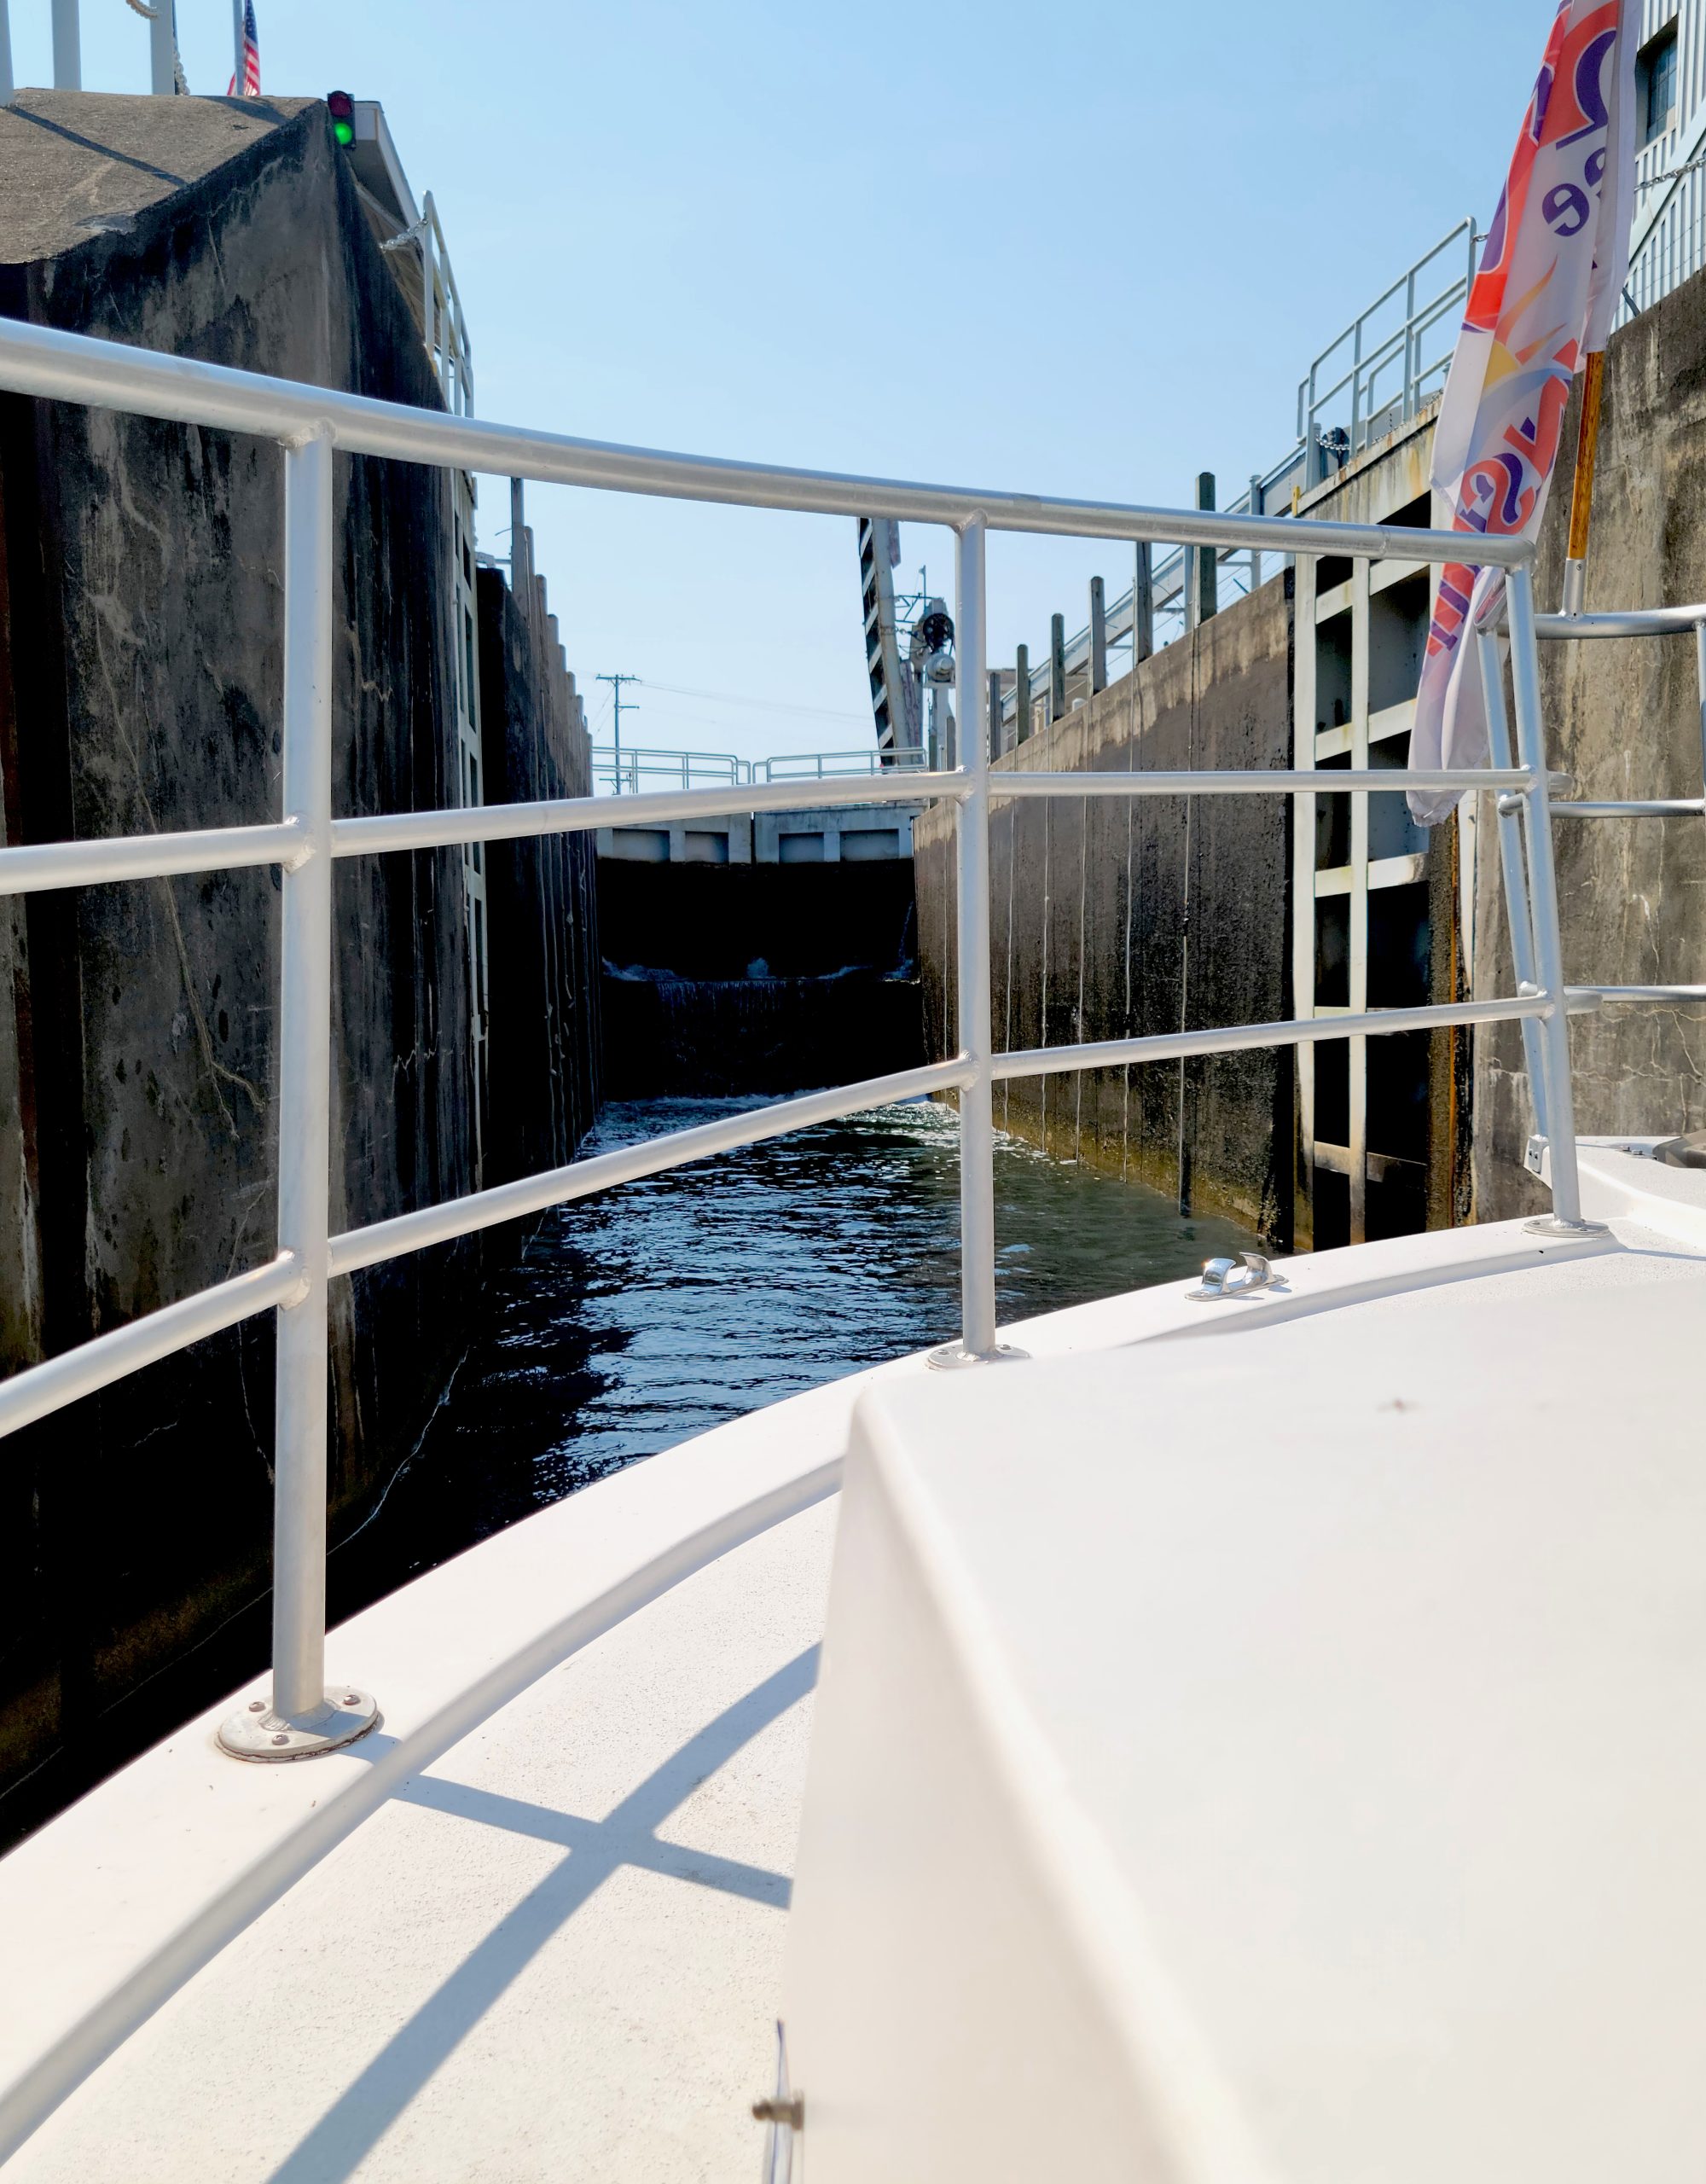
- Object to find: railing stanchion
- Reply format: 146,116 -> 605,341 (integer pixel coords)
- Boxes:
219,431 -> 378,1760
932,515 -> 1008,1368
273,430 -> 335,1716
1506,566 -> 1601,1234
1475,626 -> 1549,1146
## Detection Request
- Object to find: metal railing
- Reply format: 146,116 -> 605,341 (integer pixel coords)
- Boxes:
590,746 -> 930,795
754,747 -> 928,785
1,0 -> 270,103
1502,598 -> 1706,1105
0,311 -> 1578,1766
593,746 -> 747,794
415,192 -> 473,419
1297,218 -> 1479,466
997,217 -> 1482,743
378,189 -> 474,419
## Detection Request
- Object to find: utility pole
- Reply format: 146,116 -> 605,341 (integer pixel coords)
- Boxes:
596,672 -> 639,793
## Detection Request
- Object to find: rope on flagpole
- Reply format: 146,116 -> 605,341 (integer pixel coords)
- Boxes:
125,0 -> 190,91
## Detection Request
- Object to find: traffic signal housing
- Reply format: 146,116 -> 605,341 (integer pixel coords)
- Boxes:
327,90 -> 355,148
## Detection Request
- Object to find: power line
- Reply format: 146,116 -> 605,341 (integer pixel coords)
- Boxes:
641,679 -> 865,724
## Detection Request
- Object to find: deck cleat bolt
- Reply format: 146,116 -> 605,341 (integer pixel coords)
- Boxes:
218,1686 -> 379,1762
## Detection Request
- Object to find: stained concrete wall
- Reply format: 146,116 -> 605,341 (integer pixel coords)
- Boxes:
0,96 -> 597,1829
599,858 -> 923,1097
1473,264 -> 1706,1217
478,559 -> 601,1182
1280,420 -> 1473,1249
918,247 -> 1706,1241
914,575 -> 1295,1240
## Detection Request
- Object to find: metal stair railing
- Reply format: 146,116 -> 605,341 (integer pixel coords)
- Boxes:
0,313 -> 1576,1759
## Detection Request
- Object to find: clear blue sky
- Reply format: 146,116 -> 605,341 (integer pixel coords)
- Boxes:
15,2 -> 1550,763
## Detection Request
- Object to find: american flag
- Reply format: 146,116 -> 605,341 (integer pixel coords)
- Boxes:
228,0 -> 260,96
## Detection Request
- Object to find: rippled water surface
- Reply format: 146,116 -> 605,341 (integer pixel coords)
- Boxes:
347,1097 -> 1256,1589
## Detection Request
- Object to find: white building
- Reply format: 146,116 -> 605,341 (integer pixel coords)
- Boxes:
1624,1 -> 1706,319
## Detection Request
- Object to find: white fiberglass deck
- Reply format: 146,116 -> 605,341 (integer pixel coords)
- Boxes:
788,1169 -> 1706,2184
3,1143 -> 1704,2181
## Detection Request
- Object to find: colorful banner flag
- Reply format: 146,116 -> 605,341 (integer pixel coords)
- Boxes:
1408,0 -> 1637,824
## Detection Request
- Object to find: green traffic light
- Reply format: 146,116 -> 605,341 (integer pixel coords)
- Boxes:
332,119 -> 354,146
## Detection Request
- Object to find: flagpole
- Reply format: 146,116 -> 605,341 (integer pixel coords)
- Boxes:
1561,347 -> 1606,617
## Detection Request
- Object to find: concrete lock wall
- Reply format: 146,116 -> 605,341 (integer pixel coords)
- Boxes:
477,561 -> 601,1182
0,96 -> 599,1825
599,857 -> 924,1098
919,248 -> 1706,1246
914,578 -> 1296,1240
1285,426 -> 1469,1252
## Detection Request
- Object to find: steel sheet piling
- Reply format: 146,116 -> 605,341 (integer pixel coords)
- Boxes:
270,433 -> 337,1725
955,520 -> 999,1360
1507,567 -> 1589,1227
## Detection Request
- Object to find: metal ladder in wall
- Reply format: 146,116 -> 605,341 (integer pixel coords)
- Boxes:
1483,597 -> 1706,1177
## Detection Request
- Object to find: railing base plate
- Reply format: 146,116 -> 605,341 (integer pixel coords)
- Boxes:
1523,1215 -> 1610,1240
218,1687 -> 380,1763
926,1341 -> 1030,1372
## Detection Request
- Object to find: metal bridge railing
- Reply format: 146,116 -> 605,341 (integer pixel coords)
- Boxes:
0,311 -> 1587,1764
593,746 -> 749,795
590,746 -> 930,795
752,747 -> 929,785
